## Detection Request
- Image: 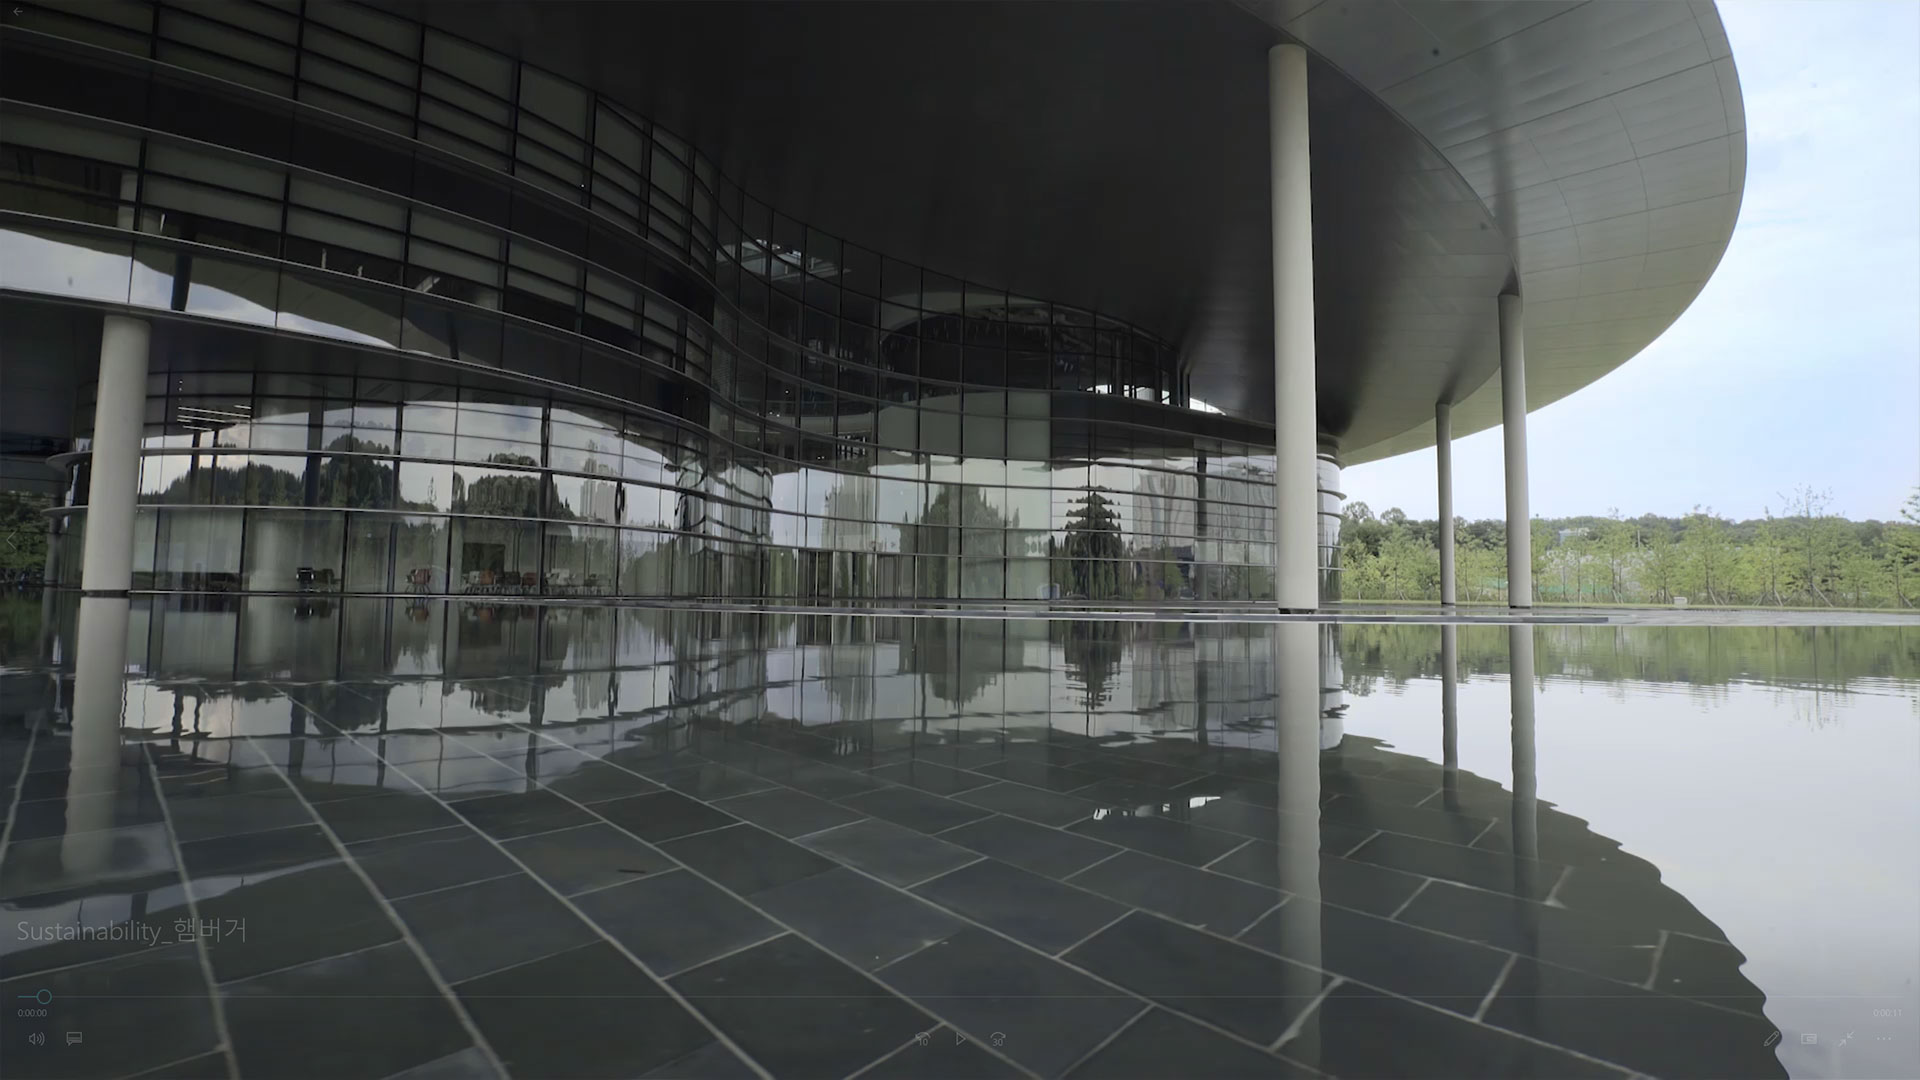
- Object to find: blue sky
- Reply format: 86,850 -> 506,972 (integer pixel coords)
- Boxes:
1344,1 -> 1920,524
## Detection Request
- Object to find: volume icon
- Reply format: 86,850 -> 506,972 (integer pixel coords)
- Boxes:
28,1032 -> 47,1046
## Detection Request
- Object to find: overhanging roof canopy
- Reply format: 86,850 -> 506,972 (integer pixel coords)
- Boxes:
403,0 -> 1744,465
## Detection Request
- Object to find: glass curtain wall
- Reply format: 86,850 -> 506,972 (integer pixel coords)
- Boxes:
3,0 -> 1320,602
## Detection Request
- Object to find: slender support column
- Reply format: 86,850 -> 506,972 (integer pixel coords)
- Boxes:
1498,293 -> 1532,608
79,315 -> 152,596
1270,43 -> 1319,612
1435,402 -> 1456,606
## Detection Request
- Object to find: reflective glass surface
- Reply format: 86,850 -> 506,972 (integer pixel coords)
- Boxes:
43,361 -> 1288,602
0,0 -> 1345,600
3,593 -> 1915,1080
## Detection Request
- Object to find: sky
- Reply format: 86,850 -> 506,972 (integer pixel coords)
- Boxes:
1344,1 -> 1920,524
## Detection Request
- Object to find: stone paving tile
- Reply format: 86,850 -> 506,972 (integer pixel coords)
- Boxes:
912,858 -> 1128,954
838,785 -> 995,835
1066,813 -> 1247,866
752,866 -> 965,971
939,813 -> 1120,878
0,943 -> 219,1078
796,817 -> 982,886
196,860 -> 401,983
709,786 -> 864,838
869,760 -> 1001,795
573,869 -> 782,976
1282,983 -> 1628,1078
1345,831 -> 1562,899
656,822 -> 838,896
0,610 -> 1844,1080
392,873 -> 598,983
856,1025 -> 1025,1078
456,942 -> 721,1079
953,780 -> 1102,826
669,935 -> 926,1079
1063,912 -> 1329,1046
1239,899 -> 1509,1014
1066,1007 -> 1320,1079
224,942 -> 471,1079
880,927 -> 1140,1077
502,821 -> 676,896
1068,849 -> 1279,934
1396,878 -> 1660,985
1482,957 -> 1784,1078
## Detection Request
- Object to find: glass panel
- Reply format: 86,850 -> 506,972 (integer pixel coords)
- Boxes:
316,455 -> 395,509
549,473 -> 619,523
242,509 -> 346,592
542,523 -> 615,594
0,224 -> 132,302
185,256 -> 279,325
449,517 -> 540,594
618,528 -> 668,596
344,514 -> 395,592
153,507 -> 244,590
276,273 -> 403,347
450,464 -> 541,517
398,461 -> 454,511
392,515 -> 451,594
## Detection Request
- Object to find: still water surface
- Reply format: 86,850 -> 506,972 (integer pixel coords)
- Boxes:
2,593 -> 1915,1079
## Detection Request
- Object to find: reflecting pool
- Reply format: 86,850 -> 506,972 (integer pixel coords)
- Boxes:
2,593 -> 1916,1079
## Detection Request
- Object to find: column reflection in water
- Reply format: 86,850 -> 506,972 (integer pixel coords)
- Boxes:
63,596 -> 132,874
1274,620 -> 1323,1061
1510,623 -> 1539,879
1505,622 -> 1544,1036
1440,624 -> 1460,812
1318,623 -> 1344,750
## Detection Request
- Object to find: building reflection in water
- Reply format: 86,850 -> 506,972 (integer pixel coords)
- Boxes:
11,595 -> 1875,1077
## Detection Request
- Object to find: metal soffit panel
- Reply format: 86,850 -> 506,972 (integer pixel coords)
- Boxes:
401,1 -> 1742,466
1246,0 -> 1746,462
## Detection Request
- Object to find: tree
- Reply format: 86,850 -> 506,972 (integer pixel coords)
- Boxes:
1059,488 -> 1125,599
1745,510 -> 1793,606
1529,518 -> 1553,603
1307,493 -> 1916,608
0,491 -> 53,574
1641,525 -> 1680,603
1890,488 -> 1920,608
1679,507 -> 1735,605
1599,511 -> 1636,603
1781,486 -> 1843,606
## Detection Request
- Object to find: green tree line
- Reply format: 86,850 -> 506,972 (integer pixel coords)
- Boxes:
1340,485 -> 1920,609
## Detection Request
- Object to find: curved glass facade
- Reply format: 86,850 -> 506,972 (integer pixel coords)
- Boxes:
2,0 -> 1337,602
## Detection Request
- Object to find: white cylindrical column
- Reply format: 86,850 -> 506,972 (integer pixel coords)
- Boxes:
1270,43 -> 1319,612
1498,293 -> 1532,608
1435,402 -> 1456,606
79,315 -> 151,595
